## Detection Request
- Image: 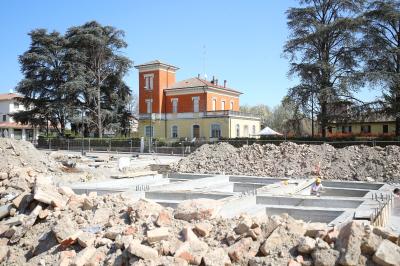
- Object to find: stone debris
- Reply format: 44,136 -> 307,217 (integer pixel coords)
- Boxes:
372,239 -> 400,266
297,236 -> 316,254
1,138 -> 399,266
127,239 -> 159,260
147,227 -> 170,244
172,142 -> 400,182
174,198 -> 222,221
193,222 -> 212,237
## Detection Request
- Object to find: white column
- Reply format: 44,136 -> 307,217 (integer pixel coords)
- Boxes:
22,129 -> 26,140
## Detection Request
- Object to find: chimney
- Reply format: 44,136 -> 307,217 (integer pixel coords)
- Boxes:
197,74 -> 200,78
211,76 -> 215,84
224,80 -> 227,88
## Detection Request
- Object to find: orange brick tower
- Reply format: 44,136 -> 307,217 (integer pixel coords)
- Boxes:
135,60 -> 179,115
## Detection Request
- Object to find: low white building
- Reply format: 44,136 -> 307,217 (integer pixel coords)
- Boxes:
0,93 -> 38,141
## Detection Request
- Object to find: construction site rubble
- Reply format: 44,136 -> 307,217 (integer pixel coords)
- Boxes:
172,142 -> 400,182
1,139 -> 400,265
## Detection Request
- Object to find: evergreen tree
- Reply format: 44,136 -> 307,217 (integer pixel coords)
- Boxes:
362,0 -> 400,135
284,0 -> 364,137
64,21 -> 132,138
15,29 -> 73,136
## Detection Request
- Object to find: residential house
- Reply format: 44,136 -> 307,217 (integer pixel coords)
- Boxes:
135,60 -> 260,140
325,101 -> 396,137
0,93 -> 38,141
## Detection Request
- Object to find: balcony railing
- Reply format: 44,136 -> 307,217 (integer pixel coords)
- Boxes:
139,111 -> 260,120
204,110 -> 260,119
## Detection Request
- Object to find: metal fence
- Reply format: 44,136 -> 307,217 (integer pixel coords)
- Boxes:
36,138 -> 400,156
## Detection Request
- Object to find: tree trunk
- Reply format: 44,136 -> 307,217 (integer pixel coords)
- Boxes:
98,87 -> 102,138
320,101 -> 327,138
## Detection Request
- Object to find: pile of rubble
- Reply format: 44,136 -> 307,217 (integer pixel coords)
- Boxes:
173,142 -> 400,182
1,186 -> 400,266
1,139 -> 400,265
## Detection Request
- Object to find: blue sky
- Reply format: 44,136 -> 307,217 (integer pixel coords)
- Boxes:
0,0 -> 377,108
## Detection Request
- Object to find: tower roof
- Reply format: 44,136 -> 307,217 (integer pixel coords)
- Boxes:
134,60 -> 179,71
167,77 -> 242,94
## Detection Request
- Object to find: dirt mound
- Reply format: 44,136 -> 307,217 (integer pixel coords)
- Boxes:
0,138 -> 56,173
172,142 -> 400,182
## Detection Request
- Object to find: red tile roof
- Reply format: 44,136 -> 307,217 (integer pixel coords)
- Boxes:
0,93 -> 22,101
0,122 -> 32,129
166,77 -> 242,94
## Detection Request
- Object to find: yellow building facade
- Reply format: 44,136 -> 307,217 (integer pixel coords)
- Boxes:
138,113 -> 261,141
135,60 -> 260,141
328,120 -> 396,137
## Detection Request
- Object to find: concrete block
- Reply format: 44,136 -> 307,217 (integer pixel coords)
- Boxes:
58,186 -> 75,197
203,247 -> 231,266
181,226 -> 198,242
373,227 -> 398,243
156,210 -> 172,227
71,247 -> 96,266
147,227 -> 170,244
175,240 -> 208,265
127,239 -> 158,260
194,222 -> 212,237
372,239 -> 400,266
34,185 -> 66,207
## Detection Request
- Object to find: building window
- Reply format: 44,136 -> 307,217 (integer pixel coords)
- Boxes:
211,124 -> 221,138
361,125 -> 371,134
236,124 -> 240,137
145,126 -> 153,137
341,125 -> 352,133
172,99 -> 178,113
145,99 -> 153,114
144,75 -> 154,90
212,99 -> 216,111
221,101 -> 225,110
2,115 -> 6,122
14,102 -> 19,109
193,97 -> 199,113
252,125 -> 256,135
244,125 -> 249,137
171,125 -> 178,138
383,125 -> 388,134
193,125 -> 200,138
230,101 -> 234,110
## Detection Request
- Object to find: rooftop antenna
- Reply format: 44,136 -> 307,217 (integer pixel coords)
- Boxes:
202,44 -> 207,80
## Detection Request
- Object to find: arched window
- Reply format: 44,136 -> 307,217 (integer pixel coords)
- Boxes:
236,124 -> 240,137
244,125 -> 249,137
171,125 -> 178,138
193,125 -> 200,138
